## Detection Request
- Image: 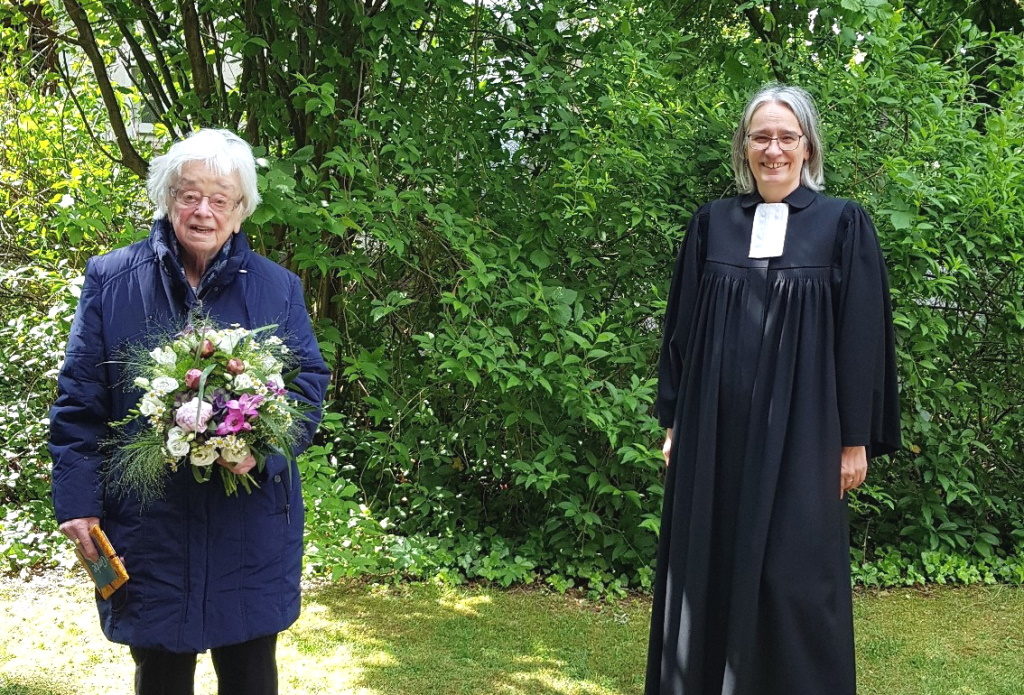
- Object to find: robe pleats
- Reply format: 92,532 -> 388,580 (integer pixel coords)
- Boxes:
646,187 -> 900,695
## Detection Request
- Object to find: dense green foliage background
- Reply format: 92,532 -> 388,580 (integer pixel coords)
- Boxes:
2,0 -> 1022,593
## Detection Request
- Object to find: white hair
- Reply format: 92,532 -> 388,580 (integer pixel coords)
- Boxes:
147,128 -> 261,220
730,84 -> 825,194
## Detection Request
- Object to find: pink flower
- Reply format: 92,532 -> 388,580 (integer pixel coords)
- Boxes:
236,393 -> 264,412
216,410 -> 252,435
175,397 -> 214,432
184,368 -> 203,390
227,358 -> 246,375
214,394 -> 264,435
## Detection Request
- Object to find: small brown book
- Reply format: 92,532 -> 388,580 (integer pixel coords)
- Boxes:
75,525 -> 129,599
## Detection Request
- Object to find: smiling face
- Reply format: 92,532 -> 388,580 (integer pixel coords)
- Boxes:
169,160 -> 244,268
745,101 -> 809,202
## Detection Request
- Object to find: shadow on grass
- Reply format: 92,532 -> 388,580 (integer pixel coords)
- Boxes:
0,676 -> 71,695
299,583 -> 649,695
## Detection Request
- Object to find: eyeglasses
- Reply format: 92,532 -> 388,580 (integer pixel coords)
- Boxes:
171,189 -> 241,214
746,133 -> 805,151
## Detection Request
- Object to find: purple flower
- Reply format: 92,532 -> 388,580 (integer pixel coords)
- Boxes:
236,393 -> 264,413
214,394 -> 264,435
211,389 -> 230,413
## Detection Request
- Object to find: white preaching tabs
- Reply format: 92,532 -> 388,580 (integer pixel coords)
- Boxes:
749,203 -> 789,258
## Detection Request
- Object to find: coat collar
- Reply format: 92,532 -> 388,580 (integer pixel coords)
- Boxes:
739,185 -> 817,210
149,218 -> 251,300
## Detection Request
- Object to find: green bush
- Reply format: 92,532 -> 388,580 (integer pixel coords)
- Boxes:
1,2 -> 1022,593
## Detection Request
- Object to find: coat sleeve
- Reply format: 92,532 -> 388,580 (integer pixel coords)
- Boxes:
284,272 -> 330,454
49,258 -> 111,523
832,202 -> 901,457
655,204 -> 708,428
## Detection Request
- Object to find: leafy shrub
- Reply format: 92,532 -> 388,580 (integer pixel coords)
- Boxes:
1,2 -> 1022,594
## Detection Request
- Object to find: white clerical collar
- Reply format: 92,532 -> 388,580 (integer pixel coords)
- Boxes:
749,202 -> 788,258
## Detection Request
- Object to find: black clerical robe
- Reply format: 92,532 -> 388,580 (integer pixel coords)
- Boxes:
645,186 -> 901,695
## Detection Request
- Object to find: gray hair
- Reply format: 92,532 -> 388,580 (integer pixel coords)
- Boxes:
730,84 -> 825,194
147,128 -> 261,220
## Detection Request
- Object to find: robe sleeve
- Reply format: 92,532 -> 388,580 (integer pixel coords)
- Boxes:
655,204 -> 709,428
49,257 -> 111,523
832,202 -> 901,457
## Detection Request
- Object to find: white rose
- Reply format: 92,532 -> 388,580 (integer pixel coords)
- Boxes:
166,438 -> 190,458
150,376 -> 179,395
190,445 -> 218,467
149,346 -> 177,366
138,393 -> 164,416
167,426 -> 187,442
133,377 -> 150,389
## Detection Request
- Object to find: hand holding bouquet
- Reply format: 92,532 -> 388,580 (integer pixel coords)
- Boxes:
108,318 -> 309,501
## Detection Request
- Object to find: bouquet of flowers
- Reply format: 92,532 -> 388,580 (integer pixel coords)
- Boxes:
107,318 -> 308,502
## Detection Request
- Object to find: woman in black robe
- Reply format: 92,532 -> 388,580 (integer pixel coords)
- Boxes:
645,84 -> 901,695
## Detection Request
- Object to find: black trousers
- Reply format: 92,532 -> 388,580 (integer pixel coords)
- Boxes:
130,633 -> 278,695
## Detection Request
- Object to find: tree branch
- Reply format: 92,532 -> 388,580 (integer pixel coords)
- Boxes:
202,8 -> 230,125
54,57 -> 123,167
103,3 -> 173,122
14,2 -> 82,47
61,0 -> 148,177
239,0 -> 261,142
177,0 -> 215,116
743,6 -> 786,83
137,0 -> 183,106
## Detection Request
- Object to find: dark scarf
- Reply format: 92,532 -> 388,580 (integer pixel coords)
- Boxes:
149,217 -> 250,313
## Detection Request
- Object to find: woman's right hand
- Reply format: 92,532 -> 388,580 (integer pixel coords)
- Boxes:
59,516 -> 101,562
217,454 -> 257,476
662,428 -> 674,467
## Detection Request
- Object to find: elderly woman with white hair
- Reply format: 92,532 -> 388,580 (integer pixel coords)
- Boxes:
645,85 -> 901,694
49,129 -> 329,694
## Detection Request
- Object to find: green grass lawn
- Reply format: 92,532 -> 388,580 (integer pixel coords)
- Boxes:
1,574 -> 1022,694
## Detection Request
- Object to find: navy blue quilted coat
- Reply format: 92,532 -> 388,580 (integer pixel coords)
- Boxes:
49,219 -> 330,652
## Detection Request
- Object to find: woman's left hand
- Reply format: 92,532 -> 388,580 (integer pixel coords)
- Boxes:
840,446 -> 867,499
217,454 -> 257,476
